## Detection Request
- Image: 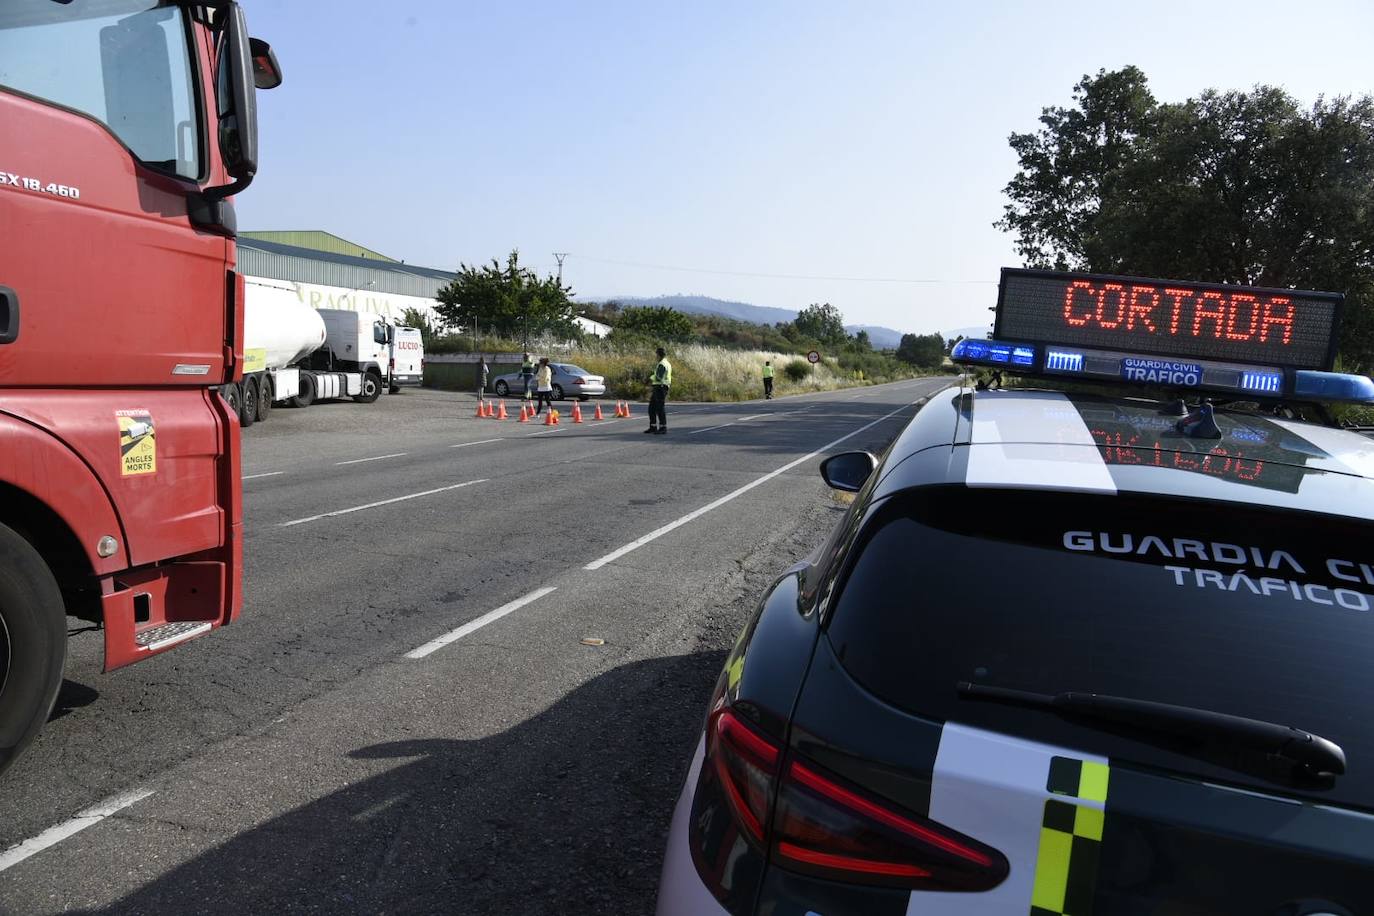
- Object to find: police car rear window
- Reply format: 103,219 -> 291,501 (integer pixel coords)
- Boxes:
825,486 -> 1374,809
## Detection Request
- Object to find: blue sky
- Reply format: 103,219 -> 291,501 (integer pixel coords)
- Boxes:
238,1 -> 1374,335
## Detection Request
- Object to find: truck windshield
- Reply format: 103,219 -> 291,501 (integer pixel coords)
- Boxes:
0,1 -> 201,181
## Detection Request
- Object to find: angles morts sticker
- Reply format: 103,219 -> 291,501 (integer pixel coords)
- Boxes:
117,410 -> 156,476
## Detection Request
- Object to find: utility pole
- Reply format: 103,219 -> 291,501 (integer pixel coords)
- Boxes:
553,252 -> 568,286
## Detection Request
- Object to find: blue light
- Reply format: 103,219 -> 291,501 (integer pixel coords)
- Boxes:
987,344 -> 1012,364
1239,370 -> 1284,394
1292,371 -> 1374,403
1045,349 -> 1084,373
953,339 -> 991,362
1012,346 -> 1035,367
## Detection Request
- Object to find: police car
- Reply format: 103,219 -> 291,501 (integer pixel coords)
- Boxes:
656,269 -> 1374,916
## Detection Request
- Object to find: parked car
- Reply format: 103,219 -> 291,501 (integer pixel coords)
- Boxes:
657,268 -> 1374,915
490,363 -> 605,400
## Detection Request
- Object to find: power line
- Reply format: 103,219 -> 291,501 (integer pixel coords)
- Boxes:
565,254 -> 996,285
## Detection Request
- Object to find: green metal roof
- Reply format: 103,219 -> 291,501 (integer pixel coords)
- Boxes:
238,230 -> 398,262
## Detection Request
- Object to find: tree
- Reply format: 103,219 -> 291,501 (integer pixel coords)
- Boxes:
997,68 -> 1374,369
793,302 -> 848,347
433,250 -> 578,344
896,333 -> 946,370
610,305 -> 695,342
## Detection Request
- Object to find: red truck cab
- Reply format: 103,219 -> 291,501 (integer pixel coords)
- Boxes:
0,1 -> 279,773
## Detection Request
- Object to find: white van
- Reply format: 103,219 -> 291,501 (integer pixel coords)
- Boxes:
390,326 -> 425,393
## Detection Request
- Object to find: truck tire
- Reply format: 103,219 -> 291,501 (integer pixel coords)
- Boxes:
220,383 -> 243,420
256,375 -> 273,422
0,522 -> 67,776
291,372 -> 316,409
354,370 -> 383,404
239,377 -> 258,428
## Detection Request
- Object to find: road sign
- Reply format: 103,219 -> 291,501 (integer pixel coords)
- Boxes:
807,350 -> 820,364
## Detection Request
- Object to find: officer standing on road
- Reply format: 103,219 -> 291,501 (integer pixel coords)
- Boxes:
646,346 -> 671,435
520,352 -> 535,403
762,360 -> 774,400
477,355 -> 489,398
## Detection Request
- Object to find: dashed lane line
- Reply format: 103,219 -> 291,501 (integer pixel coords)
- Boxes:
279,479 -> 487,527
242,471 -> 286,480
583,401 -> 912,571
406,586 -> 558,659
335,452 -> 408,465
0,788 -> 155,873
448,438 -> 504,449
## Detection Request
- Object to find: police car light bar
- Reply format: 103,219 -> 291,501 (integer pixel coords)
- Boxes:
951,269 -> 1374,404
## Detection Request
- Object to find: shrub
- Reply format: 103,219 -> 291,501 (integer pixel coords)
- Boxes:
784,359 -> 811,382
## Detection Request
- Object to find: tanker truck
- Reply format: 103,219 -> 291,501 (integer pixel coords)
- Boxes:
228,277 -> 399,426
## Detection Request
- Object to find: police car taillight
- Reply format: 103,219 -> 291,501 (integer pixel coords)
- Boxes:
706,709 -> 1007,891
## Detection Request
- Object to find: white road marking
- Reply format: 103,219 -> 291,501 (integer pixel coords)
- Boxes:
0,788 -> 154,873
279,479 -> 487,527
688,412 -> 772,435
448,438 -> 504,449
526,426 -> 564,436
406,586 -> 558,659
242,471 -> 285,480
585,401 -> 913,570
335,452 -> 408,466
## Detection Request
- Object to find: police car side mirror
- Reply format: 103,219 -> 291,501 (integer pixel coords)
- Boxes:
820,451 -> 878,493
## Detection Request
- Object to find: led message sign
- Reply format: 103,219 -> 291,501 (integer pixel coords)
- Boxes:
996,269 -> 1343,371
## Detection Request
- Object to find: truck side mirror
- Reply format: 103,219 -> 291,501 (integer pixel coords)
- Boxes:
216,4 -> 257,182
250,37 -> 282,90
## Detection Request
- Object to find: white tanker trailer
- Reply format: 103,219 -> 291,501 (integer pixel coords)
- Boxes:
221,277 -> 402,426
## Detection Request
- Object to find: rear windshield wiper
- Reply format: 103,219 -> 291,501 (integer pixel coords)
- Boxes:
957,682 -> 1346,779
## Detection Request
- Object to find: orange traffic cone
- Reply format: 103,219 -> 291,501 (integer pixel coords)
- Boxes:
519,404 -> 530,423
475,399 -> 486,418
594,402 -> 604,420
544,408 -> 555,426
614,401 -> 623,417
572,402 -> 583,423
497,400 -> 508,420
622,401 -> 632,418
552,409 -> 561,425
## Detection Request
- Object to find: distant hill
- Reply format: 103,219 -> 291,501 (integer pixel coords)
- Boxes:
944,324 -> 992,341
580,294 -> 907,349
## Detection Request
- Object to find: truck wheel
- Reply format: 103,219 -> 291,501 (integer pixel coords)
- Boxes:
291,373 -> 316,408
354,370 -> 383,404
220,383 -> 243,420
239,377 -> 258,428
0,522 -> 67,777
256,376 -> 273,422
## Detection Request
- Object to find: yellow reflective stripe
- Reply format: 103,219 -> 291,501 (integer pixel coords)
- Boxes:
1073,805 -> 1104,842
1078,761 -> 1110,802
1031,827 -> 1071,912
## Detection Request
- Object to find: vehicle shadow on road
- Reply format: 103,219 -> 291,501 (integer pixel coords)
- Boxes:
79,650 -> 727,916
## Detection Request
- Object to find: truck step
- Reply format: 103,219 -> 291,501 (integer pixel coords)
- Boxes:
134,621 -> 212,652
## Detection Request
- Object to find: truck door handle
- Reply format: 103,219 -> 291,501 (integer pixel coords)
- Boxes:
0,286 -> 17,344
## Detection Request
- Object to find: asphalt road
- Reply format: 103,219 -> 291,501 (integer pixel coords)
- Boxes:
0,378 -> 949,915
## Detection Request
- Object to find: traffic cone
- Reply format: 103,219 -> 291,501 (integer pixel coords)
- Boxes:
552,409 -> 561,425
572,402 -> 583,423
497,400 -> 508,420
622,401 -> 632,418
475,399 -> 485,418
544,409 -> 555,426
594,402 -> 604,421
519,404 -> 530,423
614,401 -> 624,418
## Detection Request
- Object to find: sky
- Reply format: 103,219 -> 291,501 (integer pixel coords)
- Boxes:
237,0 -> 1374,336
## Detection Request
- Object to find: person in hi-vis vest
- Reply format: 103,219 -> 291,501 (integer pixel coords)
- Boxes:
762,360 -> 774,399
646,346 -> 672,435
